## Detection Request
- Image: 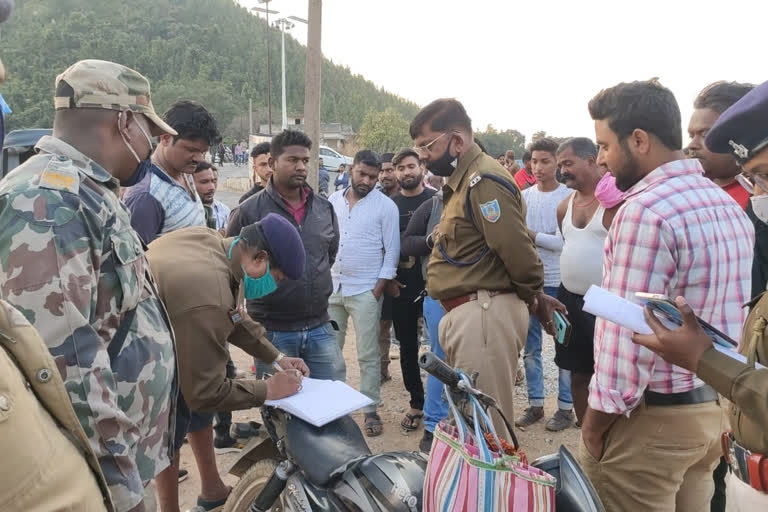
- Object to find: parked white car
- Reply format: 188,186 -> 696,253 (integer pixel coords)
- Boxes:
319,145 -> 353,171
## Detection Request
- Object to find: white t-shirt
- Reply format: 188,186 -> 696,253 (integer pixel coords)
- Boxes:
522,184 -> 572,287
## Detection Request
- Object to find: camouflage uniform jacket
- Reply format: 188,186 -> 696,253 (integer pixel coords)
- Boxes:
0,136 -> 177,511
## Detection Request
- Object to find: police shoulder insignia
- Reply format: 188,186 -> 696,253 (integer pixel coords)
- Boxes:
39,157 -> 79,194
480,199 -> 501,223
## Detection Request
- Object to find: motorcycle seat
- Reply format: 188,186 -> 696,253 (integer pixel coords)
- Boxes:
284,414 -> 372,487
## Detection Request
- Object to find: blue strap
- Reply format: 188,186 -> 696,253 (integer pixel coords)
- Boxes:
464,173 -> 519,227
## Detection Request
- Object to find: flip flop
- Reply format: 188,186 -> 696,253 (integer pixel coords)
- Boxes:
400,412 -> 424,432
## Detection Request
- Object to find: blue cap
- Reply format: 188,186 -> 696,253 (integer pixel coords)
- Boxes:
250,213 -> 305,280
706,80 -> 768,164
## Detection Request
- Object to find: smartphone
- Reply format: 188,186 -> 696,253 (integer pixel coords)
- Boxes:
554,311 -> 572,346
634,292 -> 738,348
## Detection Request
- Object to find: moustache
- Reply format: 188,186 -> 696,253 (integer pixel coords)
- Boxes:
560,172 -> 576,181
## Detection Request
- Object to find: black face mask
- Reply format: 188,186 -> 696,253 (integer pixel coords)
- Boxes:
426,138 -> 457,177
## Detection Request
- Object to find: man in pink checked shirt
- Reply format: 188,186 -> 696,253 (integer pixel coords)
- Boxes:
579,79 -> 754,511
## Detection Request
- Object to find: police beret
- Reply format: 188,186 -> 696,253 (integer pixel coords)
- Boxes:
706,80 -> 768,164
252,213 -> 305,280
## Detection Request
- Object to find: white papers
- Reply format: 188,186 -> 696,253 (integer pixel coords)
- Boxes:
265,378 -> 373,427
582,285 -> 765,369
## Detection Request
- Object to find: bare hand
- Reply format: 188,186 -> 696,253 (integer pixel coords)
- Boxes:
582,428 -> 605,461
266,371 -> 303,400
373,280 -> 386,299
385,280 -> 405,298
531,292 -> 567,336
278,356 -> 310,377
631,296 -> 712,372
430,224 -> 440,244
527,229 -> 537,241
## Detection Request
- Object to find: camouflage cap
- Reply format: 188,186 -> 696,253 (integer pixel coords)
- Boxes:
54,59 -> 177,136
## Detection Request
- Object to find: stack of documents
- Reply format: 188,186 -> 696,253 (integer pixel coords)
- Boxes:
582,285 -> 765,369
265,378 -> 373,427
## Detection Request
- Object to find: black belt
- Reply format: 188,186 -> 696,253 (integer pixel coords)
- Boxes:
644,385 -> 717,406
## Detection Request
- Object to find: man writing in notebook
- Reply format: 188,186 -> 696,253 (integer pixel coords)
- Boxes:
146,214 -> 309,512
581,79 -> 753,511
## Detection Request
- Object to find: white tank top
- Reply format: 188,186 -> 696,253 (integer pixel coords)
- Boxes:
560,195 -> 608,295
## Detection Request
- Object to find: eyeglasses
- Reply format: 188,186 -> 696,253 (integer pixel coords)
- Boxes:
414,132 -> 450,153
741,172 -> 768,193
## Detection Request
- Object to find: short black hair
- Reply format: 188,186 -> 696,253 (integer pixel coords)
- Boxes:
380,152 -> 395,164
557,137 -> 598,160
353,149 -> 381,169
588,79 -> 682,150
693,81 -> 755,115
529,137 -> 559,157
194,161 -> 217,173
522,151 -> 532,163
392,149 -> 420,167
251,141 -> 271,159
163,100 -> 222,146
409,98 -> 472,139
270,129 -> 312,158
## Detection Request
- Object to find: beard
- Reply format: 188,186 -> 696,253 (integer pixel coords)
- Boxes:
351,176 -> 372,197
399,175 -> 422,190
613,142 -> 642,192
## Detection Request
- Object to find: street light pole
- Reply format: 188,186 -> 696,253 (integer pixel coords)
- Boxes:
279,19 -> 289,130
255,0 -> 275,135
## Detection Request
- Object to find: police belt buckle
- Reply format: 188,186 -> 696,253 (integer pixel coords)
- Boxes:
723,431 -> 768,493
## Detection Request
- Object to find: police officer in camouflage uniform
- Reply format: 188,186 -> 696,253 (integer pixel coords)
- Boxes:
0,59 -> 178,512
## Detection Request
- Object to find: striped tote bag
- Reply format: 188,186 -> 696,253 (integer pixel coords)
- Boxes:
423,386 -> 556,511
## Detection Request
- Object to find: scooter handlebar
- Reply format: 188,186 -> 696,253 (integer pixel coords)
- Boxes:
418,352 -> 460,388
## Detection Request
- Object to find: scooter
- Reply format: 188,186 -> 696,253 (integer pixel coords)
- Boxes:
223,353 -> 604,511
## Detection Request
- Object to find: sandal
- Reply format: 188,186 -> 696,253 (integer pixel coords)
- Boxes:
364,413 -> 383,437
400,412 -> 424,432
187,488 -> 231,512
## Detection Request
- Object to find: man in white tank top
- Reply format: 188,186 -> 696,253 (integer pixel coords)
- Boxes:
555,138 -> 619,425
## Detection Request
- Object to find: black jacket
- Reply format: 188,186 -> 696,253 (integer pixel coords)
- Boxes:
227,179 -> 339,331
239,183 -> 264,204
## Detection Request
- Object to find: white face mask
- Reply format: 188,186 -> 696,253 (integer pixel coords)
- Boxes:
750,194 -> 768,224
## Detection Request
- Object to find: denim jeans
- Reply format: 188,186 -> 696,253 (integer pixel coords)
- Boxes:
255,323 -> 345,382
523,285 -> 573,409
423,296 -> 449,433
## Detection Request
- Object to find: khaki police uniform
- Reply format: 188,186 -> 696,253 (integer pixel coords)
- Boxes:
427,143 -> 544,436
0,299 -> 113,512
696,294 -> 768,510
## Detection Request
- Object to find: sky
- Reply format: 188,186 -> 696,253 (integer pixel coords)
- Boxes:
238,0 -> 767,142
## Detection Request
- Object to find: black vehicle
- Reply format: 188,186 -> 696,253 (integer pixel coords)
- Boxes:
225,354 -> 604,512
1,128 -> 51,178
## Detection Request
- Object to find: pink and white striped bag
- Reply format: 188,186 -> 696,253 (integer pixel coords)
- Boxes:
423,389 -> 556,511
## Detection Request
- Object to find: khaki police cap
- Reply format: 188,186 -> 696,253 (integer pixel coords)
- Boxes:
54,59 -> 177,136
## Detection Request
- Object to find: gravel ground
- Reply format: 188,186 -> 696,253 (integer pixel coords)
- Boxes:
171,177 -> 580,510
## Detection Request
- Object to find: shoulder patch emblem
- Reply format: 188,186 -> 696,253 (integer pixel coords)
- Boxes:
480,199 -> 501,223
39,158 -> 79,194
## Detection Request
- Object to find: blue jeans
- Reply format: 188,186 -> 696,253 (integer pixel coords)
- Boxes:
423,296 -> 449,433
524,286 -> 573,410
255,323 -> 344,381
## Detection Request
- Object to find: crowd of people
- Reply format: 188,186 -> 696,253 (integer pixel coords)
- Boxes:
1,43 -> 768,512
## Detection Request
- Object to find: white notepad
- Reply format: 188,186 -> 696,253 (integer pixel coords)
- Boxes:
264,378 -> 373,427
583,285 -> 765,369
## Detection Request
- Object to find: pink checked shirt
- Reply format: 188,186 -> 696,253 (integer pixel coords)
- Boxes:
589,159 -> 754,415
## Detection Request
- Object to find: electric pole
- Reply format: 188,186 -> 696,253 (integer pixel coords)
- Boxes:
303,0 -> 322,191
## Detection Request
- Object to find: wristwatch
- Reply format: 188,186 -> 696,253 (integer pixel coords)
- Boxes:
275,352 -> 285,363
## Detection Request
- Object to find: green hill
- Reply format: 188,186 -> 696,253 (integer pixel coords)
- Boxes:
0,0 -> 420,139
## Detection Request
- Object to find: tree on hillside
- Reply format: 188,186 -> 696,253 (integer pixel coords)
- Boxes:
531,130 -> 571,146
0,0 -> 420,135
355,108 -> 412,154
475,124 -> 526,158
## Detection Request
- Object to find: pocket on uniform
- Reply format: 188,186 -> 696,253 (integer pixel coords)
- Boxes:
110,230 -> 144,313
